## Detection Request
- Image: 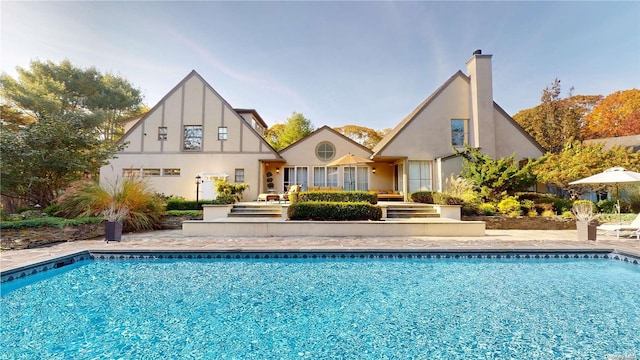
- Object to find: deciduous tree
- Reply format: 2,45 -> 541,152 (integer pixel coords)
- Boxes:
513,79 -> 601,153
582,89 -> 640,139
533,141 -> 640,199
265,112 -> 314,150
333,125 -> 390,149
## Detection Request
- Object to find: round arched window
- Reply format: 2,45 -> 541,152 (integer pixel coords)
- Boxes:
316,142 -> 336,161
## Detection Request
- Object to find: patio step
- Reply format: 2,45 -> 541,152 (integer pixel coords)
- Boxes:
386,204 -> 439,219
228,204 -> 282,218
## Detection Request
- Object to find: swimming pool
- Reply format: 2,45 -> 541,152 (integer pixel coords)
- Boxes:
1,251 -> 639,359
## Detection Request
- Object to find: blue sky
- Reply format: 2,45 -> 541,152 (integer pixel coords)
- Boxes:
2,1 -> 639,130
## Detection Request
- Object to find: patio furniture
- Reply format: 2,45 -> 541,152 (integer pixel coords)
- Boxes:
280,185 -> 301,202
597,213 -> 640,239
257,193 -> 280,202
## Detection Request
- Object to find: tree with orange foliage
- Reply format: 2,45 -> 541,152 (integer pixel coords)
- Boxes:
582,89 -> 640,139
333,125 -> 389,149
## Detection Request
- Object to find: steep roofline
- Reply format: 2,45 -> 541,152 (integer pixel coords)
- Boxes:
372,70 -> 469,157
279,125 -> 373,155
119,70 -> 282,159
234,108 -> 268,128
493,102 -> 546,154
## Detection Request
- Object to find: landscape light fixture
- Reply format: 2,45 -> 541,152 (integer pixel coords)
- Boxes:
195,175 -> 202,209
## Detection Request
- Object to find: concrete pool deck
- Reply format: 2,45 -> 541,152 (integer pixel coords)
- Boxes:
1,229 -> 639,273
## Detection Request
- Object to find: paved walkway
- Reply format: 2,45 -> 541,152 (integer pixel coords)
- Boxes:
2,229 -> 639,273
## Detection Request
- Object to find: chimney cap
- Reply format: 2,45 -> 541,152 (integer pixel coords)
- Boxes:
473,49 -> 482,55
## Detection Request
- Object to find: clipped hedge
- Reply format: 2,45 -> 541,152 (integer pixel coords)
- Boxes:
288,202 -> 382,221
166,196 -> 235,210
0,217 -> 102,230
295,191 -> 377,205
410,191 -> 433,203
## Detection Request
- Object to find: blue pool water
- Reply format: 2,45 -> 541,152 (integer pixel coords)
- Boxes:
1,256 -> 639,359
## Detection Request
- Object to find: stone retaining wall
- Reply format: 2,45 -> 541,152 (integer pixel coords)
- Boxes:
462,216 -> 576,230
1,223 -> 105,250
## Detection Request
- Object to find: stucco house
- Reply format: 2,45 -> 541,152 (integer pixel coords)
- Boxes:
100,51 -> 544,201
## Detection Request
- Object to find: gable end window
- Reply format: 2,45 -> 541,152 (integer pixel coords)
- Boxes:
183,125 -> 203,151
158,127 -> 167,141
218,127 -> 228,140
451,119 -> 468,147
316,142 -> 335,161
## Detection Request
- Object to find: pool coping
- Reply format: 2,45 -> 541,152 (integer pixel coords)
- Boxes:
3,248 -> 639,284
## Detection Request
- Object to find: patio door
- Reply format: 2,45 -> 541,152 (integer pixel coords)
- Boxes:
343,166 -> 369,191
284,166 -> 309,191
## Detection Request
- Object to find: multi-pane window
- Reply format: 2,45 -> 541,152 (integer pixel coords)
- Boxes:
163,168 -> 181,176
313,166 -> 339,187
451,119 -> 468,147
123,168 -> 141,177
234,168 -> 244,183
408,161 -> 432,193
158,127 -> 167,141
313,167 -> 325,187
218,127 -> 228,140
143,168 -> 161,176
316,142 -> 335,161
183,125 -> 203,151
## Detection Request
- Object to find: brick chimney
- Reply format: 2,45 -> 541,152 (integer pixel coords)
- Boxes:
466,50 -> 496,157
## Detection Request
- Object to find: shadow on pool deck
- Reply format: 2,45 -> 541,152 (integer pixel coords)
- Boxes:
1,229 -> 639,273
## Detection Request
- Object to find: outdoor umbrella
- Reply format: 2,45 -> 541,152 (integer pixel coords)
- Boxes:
326,153 -> 374,167
569,167 -> 640,221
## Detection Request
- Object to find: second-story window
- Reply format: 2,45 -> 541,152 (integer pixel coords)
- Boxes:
218,127 -> 228,140
183,125 -> 203,151
158,127 -> 167,141
451,119 -> 468,147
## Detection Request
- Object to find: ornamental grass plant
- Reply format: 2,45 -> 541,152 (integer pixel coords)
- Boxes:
55,175 -> 164,231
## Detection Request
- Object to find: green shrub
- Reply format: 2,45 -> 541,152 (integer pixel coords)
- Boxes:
461,203 -> 479,216
621,185 -> 640,213
520,199 -> 535,214
296,191 -> 377,204
166,210 -> 202,217
0,217 -> 102,229
288,202 -> 382,221
166,199 -> 217,210
478,203 -> 497,216
433,193 -> 464,205
596,199 -> 617,214
515,192 -> 549,201
561,210 -> 574,219
215,180 -> 249,202
552,198 -> 573,215
410,191 -> 433,204
498,197 -> 521,217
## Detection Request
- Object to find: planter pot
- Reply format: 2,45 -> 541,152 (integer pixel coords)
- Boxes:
105,221 -> 123,242
576,221 -> 597,241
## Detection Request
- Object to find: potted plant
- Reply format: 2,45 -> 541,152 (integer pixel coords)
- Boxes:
103,204 -> 129,242
572,200 -> 598,241
266,171 -> 274,193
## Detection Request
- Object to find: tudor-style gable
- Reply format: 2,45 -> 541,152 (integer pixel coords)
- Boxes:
119,70 -> 279,157
100,70 -> 281,201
